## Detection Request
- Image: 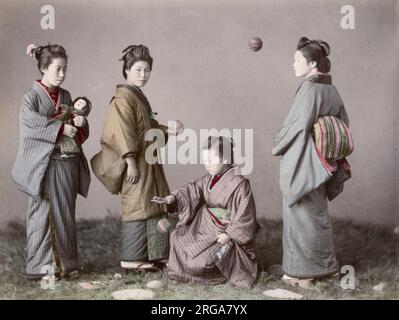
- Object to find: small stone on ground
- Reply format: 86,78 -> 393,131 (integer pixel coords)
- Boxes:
263,288 -> 303,299
372,283 -> 385,291
146,280 -> 163,289
112,289 -> 155,300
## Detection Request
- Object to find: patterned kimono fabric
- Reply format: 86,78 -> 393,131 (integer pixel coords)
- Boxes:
167,167 -> 258,288
12,81 -> 90,279
272,74 -> 350,278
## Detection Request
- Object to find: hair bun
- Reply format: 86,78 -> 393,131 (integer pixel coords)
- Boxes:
297,36 -> 312,50
316,40 -> 330,56
119,44 -> 150,62
119,45 -> 135,61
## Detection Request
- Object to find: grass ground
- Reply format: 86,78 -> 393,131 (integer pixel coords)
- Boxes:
0,216 -> 397,300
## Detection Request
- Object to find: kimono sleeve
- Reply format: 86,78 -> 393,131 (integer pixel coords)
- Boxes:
12,91 -> 63,197
272,83 -> 332,207
76,123 -> 89,144
151,118 -> 169,145
107,98 -> 140,158
225,180 -> 256,245
20,91 -> 62,143
171,176 -> 206,227
272,83 -> 319,156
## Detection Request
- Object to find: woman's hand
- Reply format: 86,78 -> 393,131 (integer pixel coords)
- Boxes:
151,195 -> 176,205
216,233 -> 231,245
73,115 -> 87,127
63,124 -> 77,138
125,156 -> 139,184
126,165 -> 140,184
174,120 -> 184,134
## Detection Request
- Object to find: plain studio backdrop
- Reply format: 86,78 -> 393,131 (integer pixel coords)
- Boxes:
0,0 -> 398,226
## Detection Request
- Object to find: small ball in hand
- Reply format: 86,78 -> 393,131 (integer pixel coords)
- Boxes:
169,121 -> 178,131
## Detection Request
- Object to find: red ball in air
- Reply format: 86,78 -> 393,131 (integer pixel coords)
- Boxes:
249,37 -> 263,52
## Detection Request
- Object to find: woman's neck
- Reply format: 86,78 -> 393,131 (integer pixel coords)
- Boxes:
126,81 -> 143,91
305,68 -> 319,79
40,79 -> 58,92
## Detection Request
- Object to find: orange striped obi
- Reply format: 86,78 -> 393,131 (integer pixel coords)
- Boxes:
313,116 -> 354,165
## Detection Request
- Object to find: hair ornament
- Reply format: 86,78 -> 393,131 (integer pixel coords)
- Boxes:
26,44 -> 37,57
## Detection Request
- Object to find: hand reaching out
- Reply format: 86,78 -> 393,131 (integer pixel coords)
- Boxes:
151,195 -> 176,205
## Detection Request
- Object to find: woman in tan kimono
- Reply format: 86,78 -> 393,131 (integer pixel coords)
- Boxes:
91,45 -> 183,270
153,136 -> 258,288
272,37 -> 351,288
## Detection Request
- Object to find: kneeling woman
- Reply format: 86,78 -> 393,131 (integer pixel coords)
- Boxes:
153,136 -> 258,288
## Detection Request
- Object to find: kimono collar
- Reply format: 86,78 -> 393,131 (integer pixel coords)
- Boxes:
116,84 -> 148,102
207,166 -> 239,192
115,84 -> 154,117
210,166 -> 233,189
36,80 -> 60,94
305,73 -> 332,85
32,81 -> 62,112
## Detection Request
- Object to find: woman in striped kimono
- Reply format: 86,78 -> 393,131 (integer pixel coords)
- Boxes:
12,44 -> 91,280
272,37 -> 351,288
152,136 -> 258,288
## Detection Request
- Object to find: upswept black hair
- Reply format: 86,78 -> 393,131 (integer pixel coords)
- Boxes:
119,44 -> 153,79
28,43 -> 68,75
297,37 -> 331,73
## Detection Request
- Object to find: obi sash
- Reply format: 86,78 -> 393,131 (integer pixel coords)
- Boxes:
207,207 -> 231,228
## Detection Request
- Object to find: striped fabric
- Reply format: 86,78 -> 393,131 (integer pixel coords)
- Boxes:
313,116 -> 354,161
12,82 -> 91,198
168,168 -> 257,289
12,82 -> 91,278
26,157 -> 81,277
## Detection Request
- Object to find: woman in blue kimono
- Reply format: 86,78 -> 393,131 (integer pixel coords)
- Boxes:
272,37 -> 351,288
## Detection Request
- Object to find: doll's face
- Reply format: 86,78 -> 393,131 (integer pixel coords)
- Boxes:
202,149 -> 228,176
293,50 -> 316,78
126,61 -> 151,88
41,58 -> 67,88
74,99 -> 87,111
